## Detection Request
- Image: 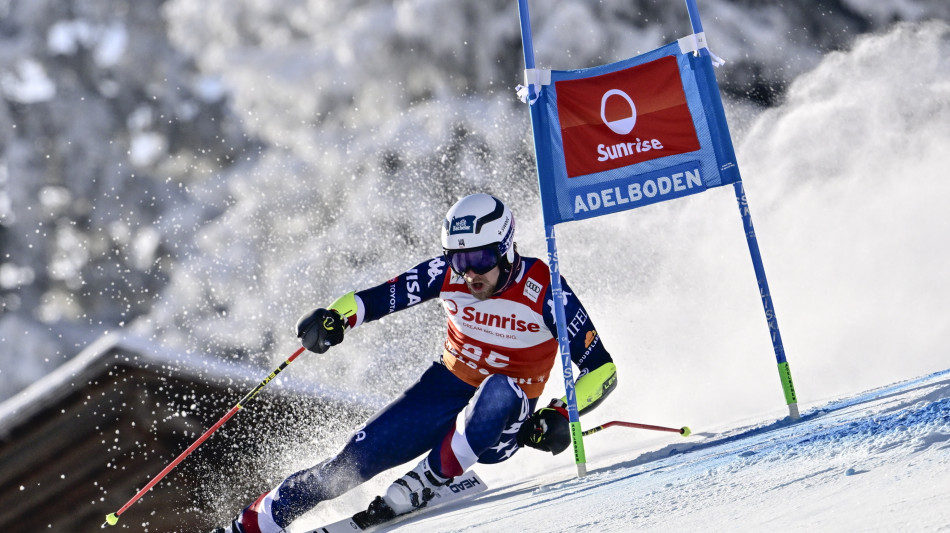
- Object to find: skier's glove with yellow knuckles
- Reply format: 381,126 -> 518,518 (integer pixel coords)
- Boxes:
517,399 -> 572,455
296,308 -> 345,354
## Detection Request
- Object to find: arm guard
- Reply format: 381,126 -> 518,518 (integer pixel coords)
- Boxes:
564,362 -> 617,414
328,291 -> 361,330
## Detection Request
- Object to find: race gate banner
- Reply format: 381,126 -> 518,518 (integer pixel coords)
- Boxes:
529,40 -> 742,225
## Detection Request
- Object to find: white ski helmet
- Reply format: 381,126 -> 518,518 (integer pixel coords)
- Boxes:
441,193 -> 516,275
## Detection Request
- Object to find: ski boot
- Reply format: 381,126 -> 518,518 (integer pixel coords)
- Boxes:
383,457 -> 453,514
349,457 -> 452,529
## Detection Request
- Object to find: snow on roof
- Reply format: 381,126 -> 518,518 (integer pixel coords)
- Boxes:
0,332 -> 383,437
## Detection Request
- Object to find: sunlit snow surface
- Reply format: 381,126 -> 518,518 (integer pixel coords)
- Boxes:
291,369 -> 950,532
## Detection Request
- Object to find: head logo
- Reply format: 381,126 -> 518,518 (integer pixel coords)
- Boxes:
600,89 -> 637,135
449,216 -> 475,235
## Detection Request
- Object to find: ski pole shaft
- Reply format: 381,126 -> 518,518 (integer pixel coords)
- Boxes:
103,346 -> 307,528
583,420 -> 692,437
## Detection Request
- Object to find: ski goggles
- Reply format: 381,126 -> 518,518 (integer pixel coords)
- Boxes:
444,246 -> 501,275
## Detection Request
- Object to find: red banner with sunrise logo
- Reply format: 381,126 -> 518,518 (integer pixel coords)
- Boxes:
528,40 -> 741,225
555,55 -> 700,178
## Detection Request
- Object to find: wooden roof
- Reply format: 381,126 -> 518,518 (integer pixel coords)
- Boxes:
0,334 -> 376,532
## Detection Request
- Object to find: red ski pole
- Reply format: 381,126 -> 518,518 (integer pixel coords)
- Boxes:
102,346 -> 307,528
583,420 -> 692,437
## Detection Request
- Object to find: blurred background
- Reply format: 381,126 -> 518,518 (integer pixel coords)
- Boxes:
1,1 -> 948,531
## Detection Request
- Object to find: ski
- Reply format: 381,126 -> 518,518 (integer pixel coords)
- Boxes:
305,471 -> 488,533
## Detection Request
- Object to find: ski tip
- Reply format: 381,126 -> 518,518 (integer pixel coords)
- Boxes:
680,426 -> 692,437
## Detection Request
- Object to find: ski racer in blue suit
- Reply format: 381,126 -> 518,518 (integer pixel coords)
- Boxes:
217,194 -> 618,533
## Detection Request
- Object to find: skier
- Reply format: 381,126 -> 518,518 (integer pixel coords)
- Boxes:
216,193 -> 618,533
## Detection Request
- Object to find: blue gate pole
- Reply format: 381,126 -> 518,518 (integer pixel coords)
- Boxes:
734,182 -> 799,418
518,0 -> 588,476
684,0 -> 799,419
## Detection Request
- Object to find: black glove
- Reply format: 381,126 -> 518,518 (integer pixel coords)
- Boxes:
517,399 -> 572,455
296,308 -> 345,354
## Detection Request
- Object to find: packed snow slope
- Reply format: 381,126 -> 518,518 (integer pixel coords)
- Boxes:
290,368 -> 950,532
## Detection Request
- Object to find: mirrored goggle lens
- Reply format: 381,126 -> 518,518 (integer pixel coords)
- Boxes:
447,248 -> 500,275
